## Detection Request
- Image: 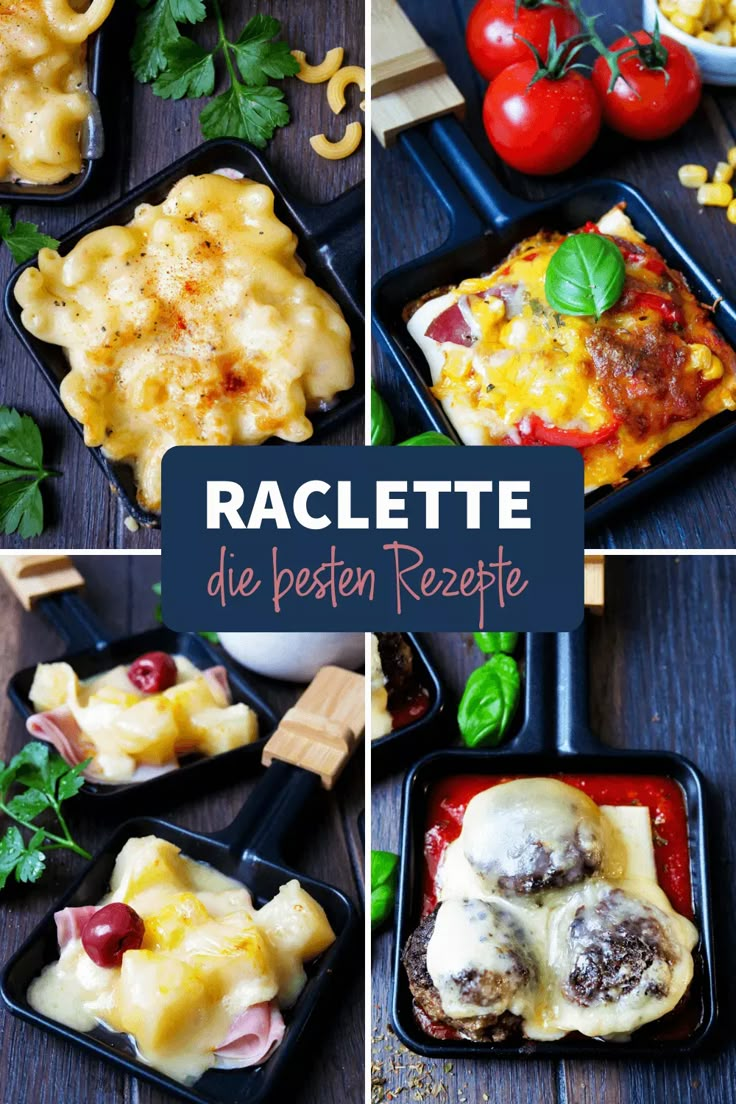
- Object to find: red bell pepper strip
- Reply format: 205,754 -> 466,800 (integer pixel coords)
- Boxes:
517,413 -> 621,449
626,290 -> 684,327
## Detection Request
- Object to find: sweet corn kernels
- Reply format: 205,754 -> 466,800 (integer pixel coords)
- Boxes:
687,344 -> 713,373
702,355 -> 724,380
669,10 -> 699,32
728,200 -> 736,224
659,0 -> 736,40
728,148 -> 736,167
714,161 -> 734,183
678,164 -> 709,187
697,182 -> 734,206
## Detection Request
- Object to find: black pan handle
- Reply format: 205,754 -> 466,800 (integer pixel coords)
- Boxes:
37,592 -> 111,652
399,127 -> 488,246
497,633 -> 557,754
429,116 -> 537,231
556,623 -> 604,754
213,759 -> 322,865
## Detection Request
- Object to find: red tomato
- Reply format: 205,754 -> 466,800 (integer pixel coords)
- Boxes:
483,61 -> 601,175
466,0 -> 580,81
592,31 -> 701,140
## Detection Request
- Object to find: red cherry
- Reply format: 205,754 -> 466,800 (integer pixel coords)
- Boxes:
127,651 -> 177,693
82,903 -> 145,967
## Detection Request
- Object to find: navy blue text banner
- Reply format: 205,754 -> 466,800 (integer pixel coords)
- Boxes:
161,445 -> 584,631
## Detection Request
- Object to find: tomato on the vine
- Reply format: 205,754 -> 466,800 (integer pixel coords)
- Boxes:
592,28 -> 701,140
466,0 -> 581,81
482,31 -> 601,176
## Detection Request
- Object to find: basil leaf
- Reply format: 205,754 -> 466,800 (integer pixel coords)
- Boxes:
474,631 -> 519,655
458,655 -> 521,748
545,233 -> 625,320
371,849 -> 399,930
370,384 -> 395,446
398,432 -> 456,447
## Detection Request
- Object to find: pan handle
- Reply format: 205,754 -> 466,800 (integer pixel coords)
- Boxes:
556,623 -> 604,754
399,127 -> 488,245
499,633 -> 557,754
213,759 -> 322,865
38,592 -> 111,651
429,117 -> 537,231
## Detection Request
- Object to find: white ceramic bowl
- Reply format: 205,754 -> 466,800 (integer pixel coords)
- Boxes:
643,0 -> 736,86
218,632 -> 365,683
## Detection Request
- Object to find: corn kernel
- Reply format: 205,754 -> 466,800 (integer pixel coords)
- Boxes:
687,344 -> 713,374
714,161 -> 734,183
659,0 -> 679,12
678,164 -> 708,187
711,24 -> 732,41
727,199 -> 736,224
702,355 -> 724,381
728,147 -> 736,167
727,0 -> 736,17
670,10 -> 699,32
697,182 -> 734,206
697,29 -> 717,37
677,0 -> 706,14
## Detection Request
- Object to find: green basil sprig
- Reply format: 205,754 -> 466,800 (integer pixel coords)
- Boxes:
474,631 -> 518,655
458,654 -> 520,748
371,383 -> 395,446
371,849 -> 399,930
545,233 -> 625,320
398,432 -> 456,447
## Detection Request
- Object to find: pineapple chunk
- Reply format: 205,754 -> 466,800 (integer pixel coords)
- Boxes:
189,703 -> 259,756
162,677 -> 222,736
187,914 -> 279,1008
112,697 -> 179,763
256,879 -> 336,961
143,893 -> 211,951
29,662 -> 80,711
110,837 -> 192,902
115,950 -> 213,1055
87,686 -> 141,709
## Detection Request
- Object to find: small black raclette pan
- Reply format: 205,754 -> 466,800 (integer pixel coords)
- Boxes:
373,117 -> 736,533
4,137 -> 365,527
7,587 -> 278,805
371,633 -> 445,777
0,758 -> 358,1104
391,625 -> 717,1059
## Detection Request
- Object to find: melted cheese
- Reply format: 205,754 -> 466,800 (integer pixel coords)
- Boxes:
408,208 -> 736,492
427,779 -> 698,1041
15,173 -> 355,511
29,655 -> 258,782
370,633 -> 392,740
0,0 -> 114,184
28,836 -> 336,1084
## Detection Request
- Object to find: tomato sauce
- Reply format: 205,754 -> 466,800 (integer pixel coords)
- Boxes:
422,773 -> 693,920
391,687 -> 430,730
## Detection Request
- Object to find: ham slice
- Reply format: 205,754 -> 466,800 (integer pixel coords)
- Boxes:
54,906 -> 97,949
202,665 -> 231,705
425,301 -> 474,347
214,1001 -> 285,1067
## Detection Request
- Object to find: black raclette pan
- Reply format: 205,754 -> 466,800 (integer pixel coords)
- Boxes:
390,625 -> 717,1059
0,757 -> 358,1104
4,137 -> 365,527
373,117 -> 736,533
371,633 -> 445,778
7,587 -> 278,805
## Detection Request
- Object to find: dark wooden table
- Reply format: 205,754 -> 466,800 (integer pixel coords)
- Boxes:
0,557 -> 365,1104
371,556 -> 736,1104
372,0 -> 736,550
0,0 -> 364,550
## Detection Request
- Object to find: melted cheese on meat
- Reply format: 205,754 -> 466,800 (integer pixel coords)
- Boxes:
0,0 -> 115,184
28,836 -> 336,1084
427,779 -> 697,1041
371,633 -> 392,740
408,207 -> 736,492
15,173 -> 354,511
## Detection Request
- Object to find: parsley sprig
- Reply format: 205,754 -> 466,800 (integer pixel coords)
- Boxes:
0,742 -> 91,891
0,207 -> 59,265
0,407 -> 58,539
131,2 -> 299,148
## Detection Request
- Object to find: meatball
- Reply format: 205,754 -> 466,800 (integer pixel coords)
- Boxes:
402,899 -> 534,1042
461,778 -> 607,895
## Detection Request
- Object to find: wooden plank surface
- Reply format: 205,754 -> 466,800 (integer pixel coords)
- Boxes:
0,0 -> 364,551
371,555 -> 736,1104
0,556 -> 365,1104
371,0 -> 736,549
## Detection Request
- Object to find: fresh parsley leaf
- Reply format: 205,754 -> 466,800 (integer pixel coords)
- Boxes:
0,826 -> 25,890
131,0 -> 206,83
57,763 -> 87,803
200,83 -> 290,148
154,36 -> 215,99
232,14 -> 300,85
5,790 -> 50,822
0,407 -> 58,539
0,407 -> 45,470
0,206 -> 58,265
16,847 -> 46,884
0,478 -> 44,539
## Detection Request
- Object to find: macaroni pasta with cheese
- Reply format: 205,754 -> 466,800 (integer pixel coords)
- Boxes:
15,172 -> 355,512
0,0 -> 114,185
